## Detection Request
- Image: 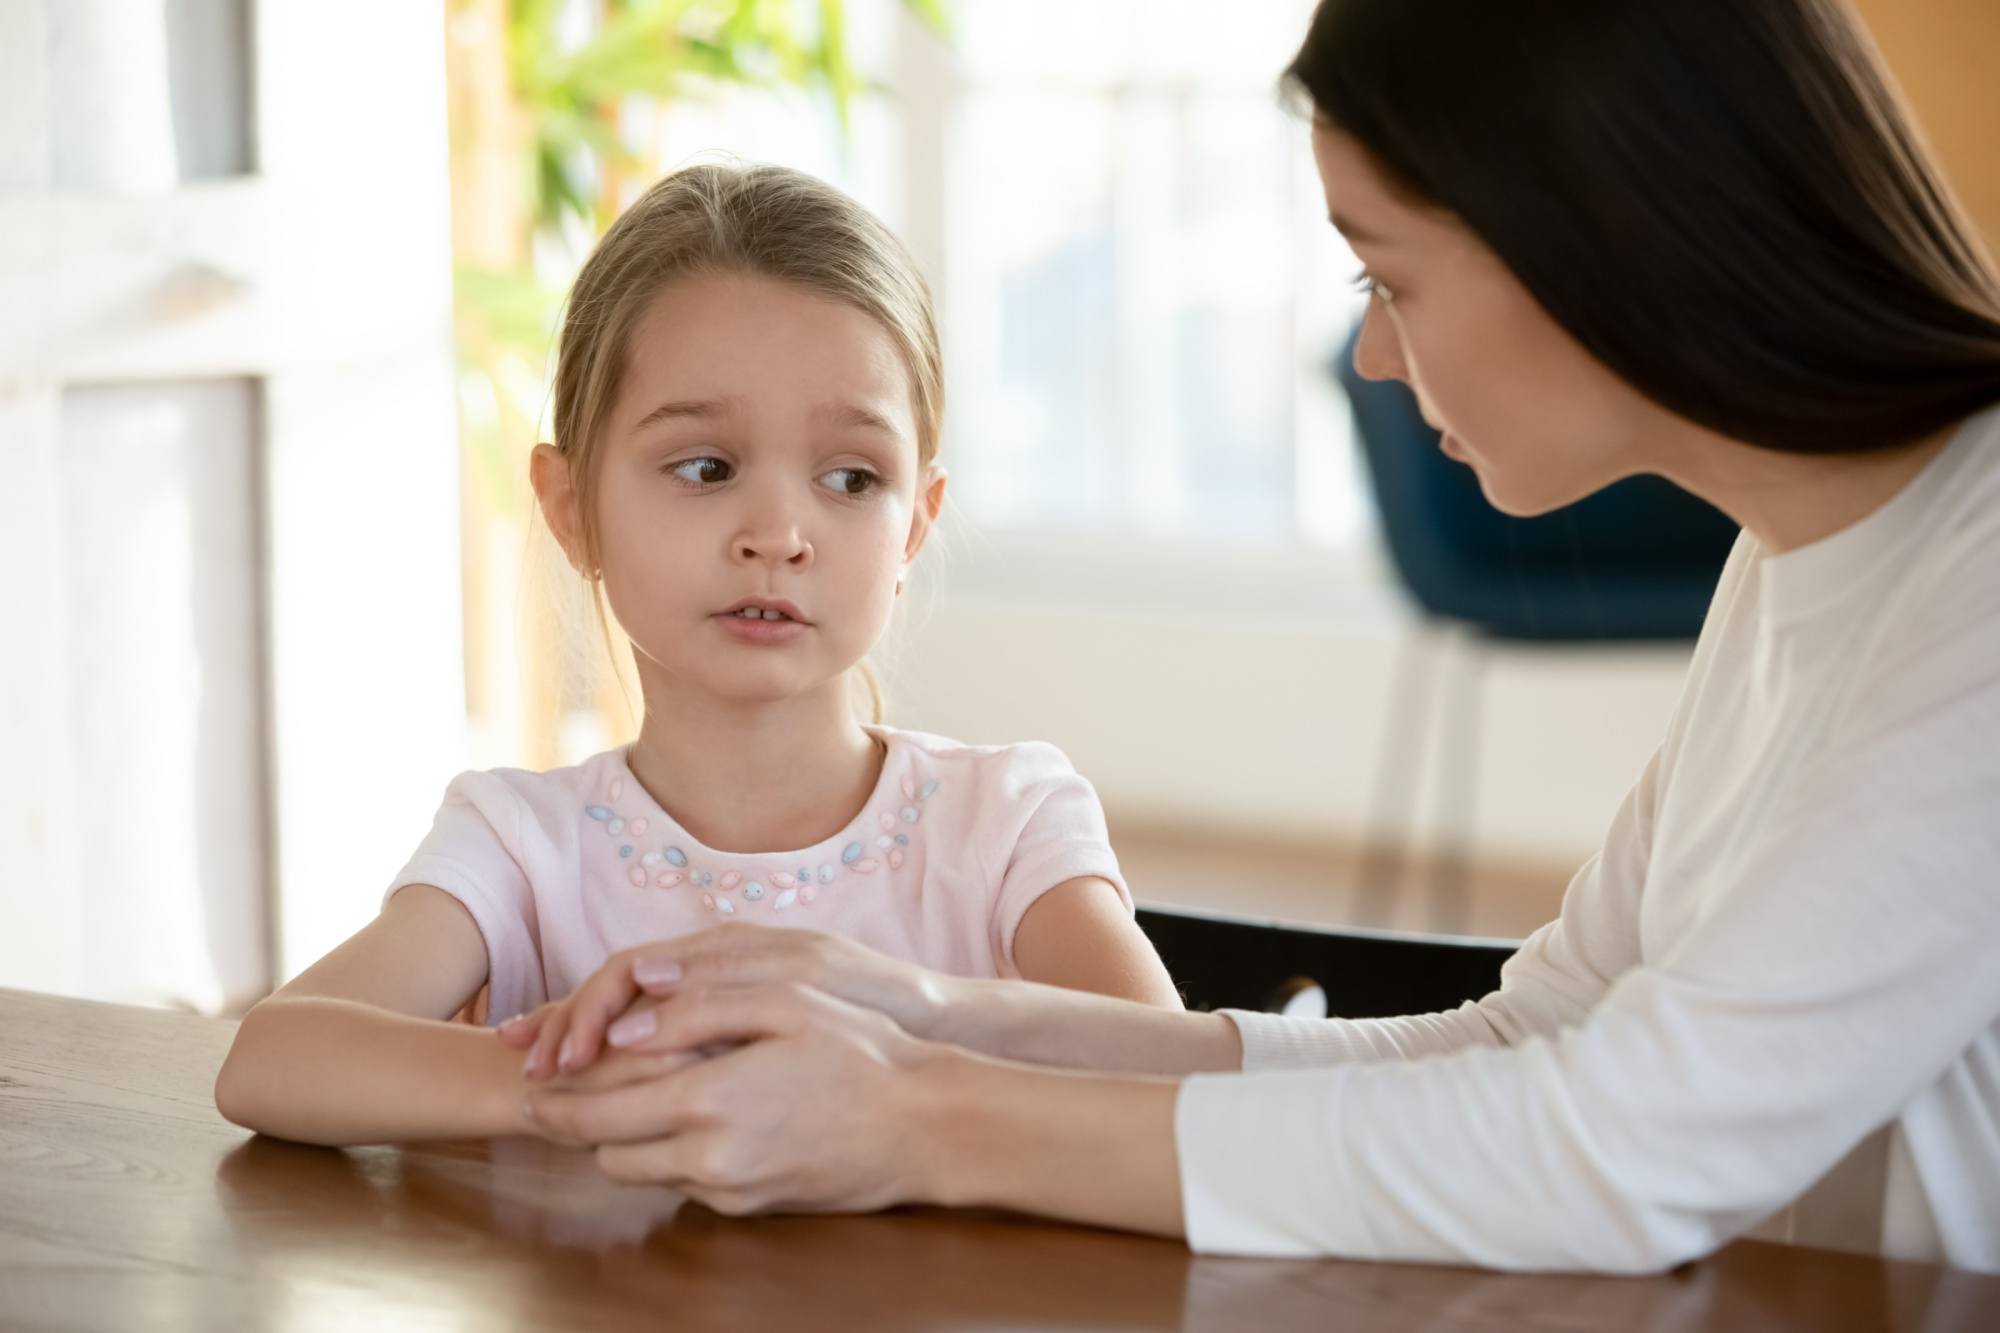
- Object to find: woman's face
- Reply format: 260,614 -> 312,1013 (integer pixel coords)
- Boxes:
1312,122 -> 1662,516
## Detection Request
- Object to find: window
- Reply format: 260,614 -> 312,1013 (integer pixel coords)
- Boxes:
931,0 -> 1374,550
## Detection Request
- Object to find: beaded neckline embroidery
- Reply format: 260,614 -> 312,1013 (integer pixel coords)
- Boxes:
584,765 -> 939,916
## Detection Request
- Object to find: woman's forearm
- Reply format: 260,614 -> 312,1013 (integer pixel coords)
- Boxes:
914,1048 -> 1187,1237
214,996 -> 531,1145
928,976 -> 1242,1075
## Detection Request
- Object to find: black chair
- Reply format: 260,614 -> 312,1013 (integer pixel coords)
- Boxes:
1136,904 -> 1515,1018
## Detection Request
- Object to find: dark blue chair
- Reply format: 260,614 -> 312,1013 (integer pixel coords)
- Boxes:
1336,323 -> 1736,921
1336,325 -> 1738,643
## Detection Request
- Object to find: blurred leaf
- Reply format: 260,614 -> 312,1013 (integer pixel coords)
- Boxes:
903,0 -> 951,34
816,0 -> 856,136
502,0 -> 951,239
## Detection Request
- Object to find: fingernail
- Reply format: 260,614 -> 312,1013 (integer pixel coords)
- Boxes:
522,1098 -> 537,1121
634,957 -> 683,987
523,1051 -> 539,1076
607,1009 -> 657,1047
498,1012 -> 525,1029
558,1036 -> 576,1070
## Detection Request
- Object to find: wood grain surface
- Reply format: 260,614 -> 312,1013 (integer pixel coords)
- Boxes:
3,987 -> 1996,1331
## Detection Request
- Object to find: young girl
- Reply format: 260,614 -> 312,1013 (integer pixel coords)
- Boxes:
214,163 -> 1181,1146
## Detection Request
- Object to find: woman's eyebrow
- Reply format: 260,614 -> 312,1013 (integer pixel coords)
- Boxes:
1330,212 -> 1389,247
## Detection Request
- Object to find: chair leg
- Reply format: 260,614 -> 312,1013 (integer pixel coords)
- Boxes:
1425,625 -> 1487,931
1358,620 -> 1445,925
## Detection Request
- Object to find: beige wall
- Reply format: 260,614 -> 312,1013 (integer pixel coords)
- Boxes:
1853,0 -> 2000,248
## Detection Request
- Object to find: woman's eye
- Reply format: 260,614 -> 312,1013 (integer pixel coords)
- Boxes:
818,467 -> 881,497
1351,268 -> 1395,303
665,457 -> 733,486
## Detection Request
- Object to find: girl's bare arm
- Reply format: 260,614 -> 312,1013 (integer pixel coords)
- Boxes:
1010,876 -> 1185,1009
213,885 -> 532,1145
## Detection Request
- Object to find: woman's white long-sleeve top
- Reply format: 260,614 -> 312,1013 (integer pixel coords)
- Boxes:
1176,406 -> 2000,1274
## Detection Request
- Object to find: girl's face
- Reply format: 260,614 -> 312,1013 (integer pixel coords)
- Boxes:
539,271 -> 945,713
1312,123 -> 1665,515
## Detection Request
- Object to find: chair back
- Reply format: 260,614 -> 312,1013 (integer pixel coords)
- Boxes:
1336,323 -> 1738,642
1136,905 -> 1515,1017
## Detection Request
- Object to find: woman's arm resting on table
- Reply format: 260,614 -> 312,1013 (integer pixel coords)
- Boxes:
523,981 -> 1187,1236
507,876 -> 1191,1079
506,923 -> 1240,1081
213,885 -> 533,1145
925,1054 -> 1186,1237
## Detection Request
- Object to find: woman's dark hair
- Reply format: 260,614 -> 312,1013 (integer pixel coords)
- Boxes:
1285,0 -> 2000,453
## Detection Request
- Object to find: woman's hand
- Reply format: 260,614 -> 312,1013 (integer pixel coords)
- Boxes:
499,925 -> 961,1080
522,981 -> 955,1215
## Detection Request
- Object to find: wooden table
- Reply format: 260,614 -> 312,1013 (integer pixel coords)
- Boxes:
4,988 -> 1996,1331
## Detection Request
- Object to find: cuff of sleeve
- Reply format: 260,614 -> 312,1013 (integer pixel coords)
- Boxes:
1175,1068 -> 1369,1257
1222,1009 -> 1382,1071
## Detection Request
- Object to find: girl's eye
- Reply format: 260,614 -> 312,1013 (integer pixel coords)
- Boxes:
665,457 -> 733,486
818,466 -> 882,497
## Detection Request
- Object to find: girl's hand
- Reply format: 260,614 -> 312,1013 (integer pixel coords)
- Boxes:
523,981 -> 952,1215
500,925 -> 961,1080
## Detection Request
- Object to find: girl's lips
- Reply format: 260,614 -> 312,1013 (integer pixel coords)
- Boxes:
714,613 -> 810,645
722,597 -> 806,621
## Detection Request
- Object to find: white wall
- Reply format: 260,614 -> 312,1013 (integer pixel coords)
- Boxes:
889,567 -> 1689,868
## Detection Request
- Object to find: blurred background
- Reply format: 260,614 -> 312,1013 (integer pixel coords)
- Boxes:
4,0 -> 1995,1014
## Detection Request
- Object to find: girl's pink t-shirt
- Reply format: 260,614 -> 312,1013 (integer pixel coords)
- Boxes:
384,726 -> 1130,1022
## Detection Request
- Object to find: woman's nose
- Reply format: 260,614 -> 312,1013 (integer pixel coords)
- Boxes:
1352,302 -> 1407,383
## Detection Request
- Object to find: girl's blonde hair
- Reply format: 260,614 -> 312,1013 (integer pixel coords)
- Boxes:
548,162 -> 945,724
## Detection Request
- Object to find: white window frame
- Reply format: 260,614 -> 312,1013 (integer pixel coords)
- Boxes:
0,0 -> 465,1002
890,3 -> 1392,627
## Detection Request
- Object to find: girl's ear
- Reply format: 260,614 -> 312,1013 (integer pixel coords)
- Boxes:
902,466 -> 949,565
530,443 -> 588,575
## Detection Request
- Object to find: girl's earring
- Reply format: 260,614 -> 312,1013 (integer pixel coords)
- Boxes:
895,576 -> 905,597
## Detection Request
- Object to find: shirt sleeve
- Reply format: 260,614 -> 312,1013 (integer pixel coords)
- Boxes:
1175,608 -> 2000,1271
1218,537 -> 1771,1072
384,770 -> 546,1021
985,743 -> 1132,972
1226,744 -> 1661,1069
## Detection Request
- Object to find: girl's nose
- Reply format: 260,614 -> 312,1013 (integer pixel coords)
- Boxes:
733,508 -> 812,569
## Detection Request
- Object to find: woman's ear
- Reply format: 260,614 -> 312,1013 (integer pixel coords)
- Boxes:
902,466 -> 949,565
529,443 -> 588,575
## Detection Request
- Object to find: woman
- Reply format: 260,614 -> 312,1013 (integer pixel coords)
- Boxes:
511,0 -> 2000,1273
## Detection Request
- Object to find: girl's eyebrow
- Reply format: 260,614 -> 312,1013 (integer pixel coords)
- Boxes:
630,397 -> 901,437
631,397 -> 742,432
812,401 -> 903,437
